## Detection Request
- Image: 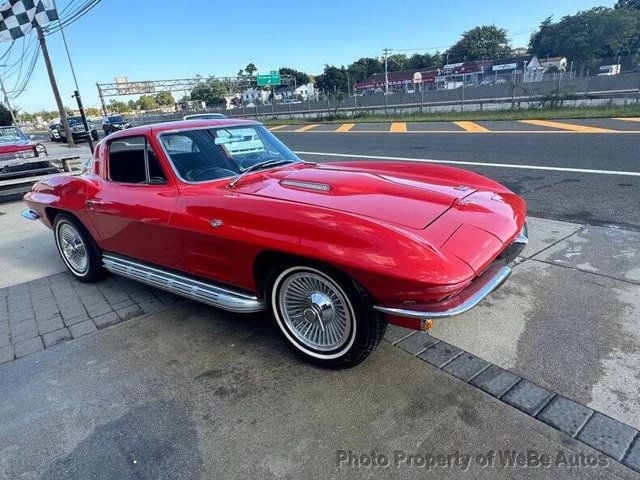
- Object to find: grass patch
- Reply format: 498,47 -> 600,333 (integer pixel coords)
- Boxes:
260,103 -> 640,126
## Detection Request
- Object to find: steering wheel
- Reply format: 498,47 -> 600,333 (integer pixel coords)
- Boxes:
185,166 -> 236,182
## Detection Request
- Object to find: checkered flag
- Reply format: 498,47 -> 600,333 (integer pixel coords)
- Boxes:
0,0 -> 58,42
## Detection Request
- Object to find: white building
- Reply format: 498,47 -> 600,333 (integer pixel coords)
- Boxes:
241,87 -> 270,105
294,83 -> 316,100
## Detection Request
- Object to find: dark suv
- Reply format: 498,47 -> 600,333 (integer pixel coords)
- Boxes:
102,115 -> 131,135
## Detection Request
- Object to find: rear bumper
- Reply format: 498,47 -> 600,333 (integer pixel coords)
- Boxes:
373,223 -> 528,323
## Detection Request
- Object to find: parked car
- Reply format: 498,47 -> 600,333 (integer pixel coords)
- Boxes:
48,122 -> 62,142
59,116 -> 99,143
0,126 -> 58,179
22,119 -> 527,368
102,115 -> 131,135
183,113 -> 227,120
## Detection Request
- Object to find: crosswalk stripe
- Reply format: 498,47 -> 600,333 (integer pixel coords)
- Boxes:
390,122 -> 407,132
520,120 -> 618,133
335,123 -> 356,132
454,121 -> 490,132
613,117 -> 640,123
268,125 -> 287,131
294,124 -> 319,132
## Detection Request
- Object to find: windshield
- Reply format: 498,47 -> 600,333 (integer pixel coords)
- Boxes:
159,125 -> 300,182
0,127 -> 28,144
108,116 -> 125,122
68,117 -> 83,126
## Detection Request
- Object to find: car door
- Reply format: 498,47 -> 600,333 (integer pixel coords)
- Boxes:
86,135 -> 180,267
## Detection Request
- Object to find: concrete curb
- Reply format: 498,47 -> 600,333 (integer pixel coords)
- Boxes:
384,325 -> 640,474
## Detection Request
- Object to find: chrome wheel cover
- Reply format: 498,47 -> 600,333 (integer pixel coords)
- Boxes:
277,270 -> 353,352
57,222 -> 88,274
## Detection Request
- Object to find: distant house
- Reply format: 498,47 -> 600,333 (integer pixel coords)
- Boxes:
295,82 -> 316,100
540,56 -> 567,72
241,87 -> 269,105
523,56 -> 567,82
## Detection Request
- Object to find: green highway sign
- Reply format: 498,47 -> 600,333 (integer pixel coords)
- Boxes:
256,71 -> 281,86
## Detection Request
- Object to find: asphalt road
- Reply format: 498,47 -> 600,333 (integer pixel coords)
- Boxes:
275,130 -> 640,231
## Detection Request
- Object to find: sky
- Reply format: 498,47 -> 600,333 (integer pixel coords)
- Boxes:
3,0 -> 616,112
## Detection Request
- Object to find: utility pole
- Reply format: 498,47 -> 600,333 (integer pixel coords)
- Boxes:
0,65 -> 16,124
383,48 -> 390,95
97,83 -> 107,116
36,24 -> 74,147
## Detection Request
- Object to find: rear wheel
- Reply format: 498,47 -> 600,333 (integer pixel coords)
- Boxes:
266,263 -> 386,368
53,213 -> 107,283
91,130 -> 99,141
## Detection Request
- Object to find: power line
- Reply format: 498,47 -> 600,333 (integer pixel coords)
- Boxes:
45,0 -> 102,35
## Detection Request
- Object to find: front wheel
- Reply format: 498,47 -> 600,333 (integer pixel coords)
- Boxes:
91,130 -> 99,141
53,213 -> 107,283
266,263 -> 386,368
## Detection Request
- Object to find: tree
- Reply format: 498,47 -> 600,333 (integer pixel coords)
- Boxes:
190,77 -> 229,107
137,95 -> 158,110
278,67 -> 310,86
108,99 -> 128,113
616,0 -> 640,9
237,68 -> 244,77
85,107 -> 101,117
315,65 -> 349,93
346,57 -> 383,83
405,52 -> 442,70
386,54 -> 408,71
245,63 -> 257,76
127,100 -> 138,111
155,90 -> 175,106
528,8 -> 640,67
446,25 -> 511,62
0,104 -> 12,126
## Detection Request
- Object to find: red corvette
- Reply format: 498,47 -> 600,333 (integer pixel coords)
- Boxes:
0,126 -> 53,179
22,119 -> 527,368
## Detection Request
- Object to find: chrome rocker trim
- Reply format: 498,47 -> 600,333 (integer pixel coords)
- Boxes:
373,222 -> 528,320
102,254 -> 265,314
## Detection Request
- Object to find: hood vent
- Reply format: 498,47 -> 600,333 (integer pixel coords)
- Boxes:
280,179 -> 331,192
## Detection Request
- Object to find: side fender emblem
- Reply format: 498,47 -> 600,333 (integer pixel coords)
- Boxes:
210,219 -> 223,228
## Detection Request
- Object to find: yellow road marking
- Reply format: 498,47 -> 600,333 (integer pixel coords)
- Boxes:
520,120 -> 618,133
390,122 -> 407,132
335,123 -> 356,132
454,121 -> 490,132
614,117 -> 640,123
268,125 -> 287,131
294,124 -> 319,132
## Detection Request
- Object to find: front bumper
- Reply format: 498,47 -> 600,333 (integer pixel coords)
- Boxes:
373,223 -> 528,323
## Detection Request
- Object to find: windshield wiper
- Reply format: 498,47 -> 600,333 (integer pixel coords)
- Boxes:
227,159 -> 294,189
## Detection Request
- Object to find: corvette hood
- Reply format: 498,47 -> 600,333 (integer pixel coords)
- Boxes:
235,165 -> 477,229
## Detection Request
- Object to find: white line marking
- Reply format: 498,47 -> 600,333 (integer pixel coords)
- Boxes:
295,151 -> 640,177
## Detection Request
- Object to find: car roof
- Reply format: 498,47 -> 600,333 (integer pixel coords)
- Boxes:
108,118 -> 260,138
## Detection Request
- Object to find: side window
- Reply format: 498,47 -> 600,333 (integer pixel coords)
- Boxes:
108,136 -> 167,185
